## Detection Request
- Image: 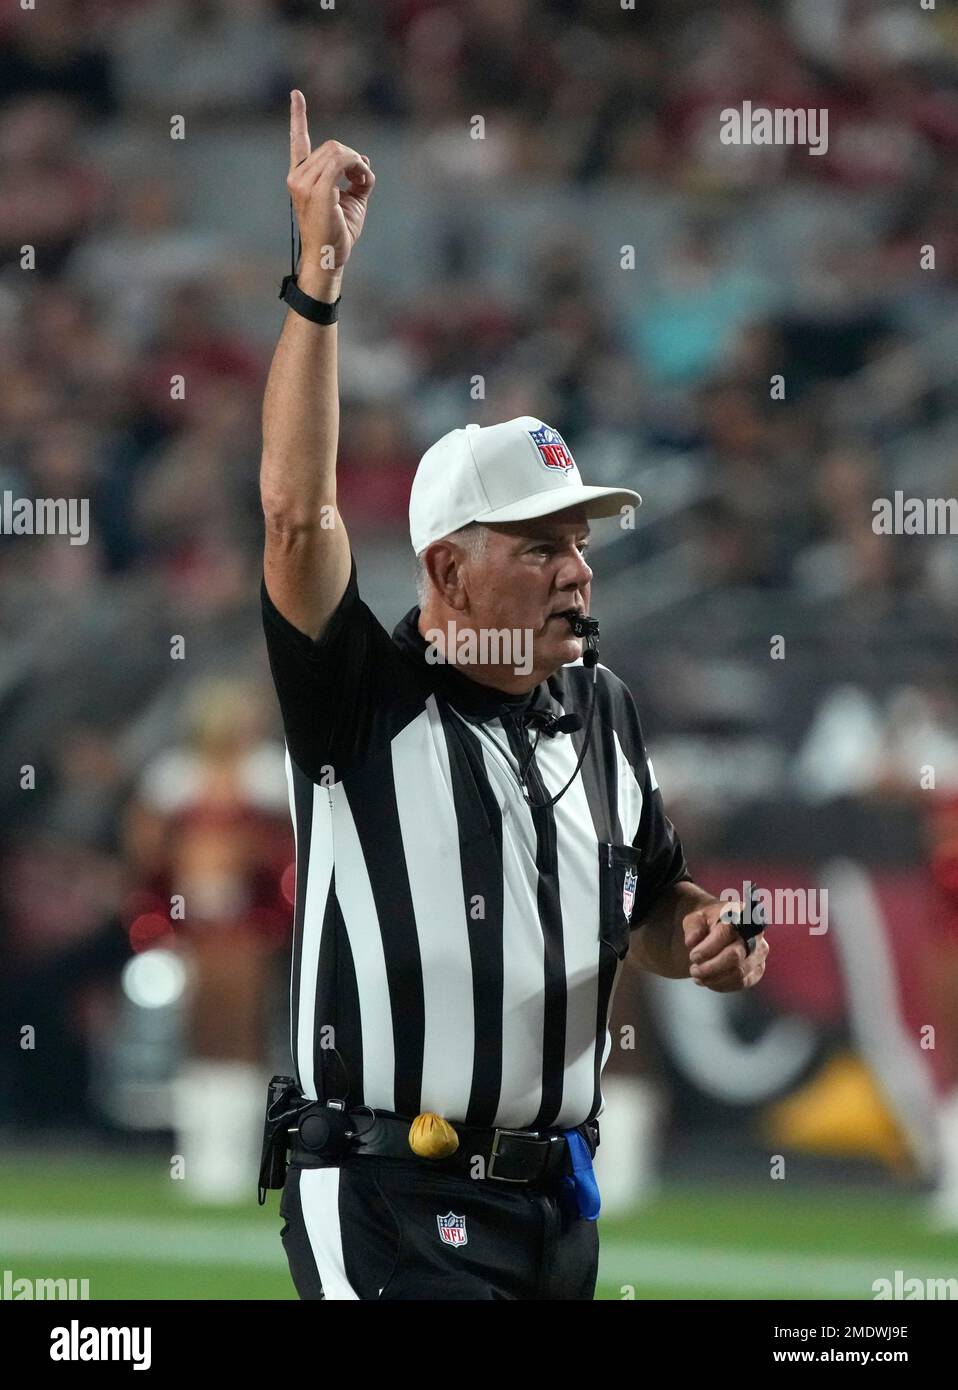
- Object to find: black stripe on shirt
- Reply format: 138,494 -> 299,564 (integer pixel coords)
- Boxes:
344,755 -> 426,1118
501,710 -> 567,1130
439,703 -> 506,1128
315,878 -> 364,1107
559,665 -> 621,844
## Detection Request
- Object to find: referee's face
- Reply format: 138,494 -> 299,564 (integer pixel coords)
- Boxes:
471,507 -> 593,690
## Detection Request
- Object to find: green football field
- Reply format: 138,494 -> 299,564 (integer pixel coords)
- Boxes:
1,1156 -> 956,1300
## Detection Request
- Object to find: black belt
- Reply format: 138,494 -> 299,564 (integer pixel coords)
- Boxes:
289,1110 -> 600,1187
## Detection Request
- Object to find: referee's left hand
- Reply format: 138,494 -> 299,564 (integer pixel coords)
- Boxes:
682,901 -> 768,992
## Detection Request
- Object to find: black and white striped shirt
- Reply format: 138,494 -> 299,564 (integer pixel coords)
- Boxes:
262,557 -> 690,1130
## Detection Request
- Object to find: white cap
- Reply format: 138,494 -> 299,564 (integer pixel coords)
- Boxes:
408,416 -> 642,554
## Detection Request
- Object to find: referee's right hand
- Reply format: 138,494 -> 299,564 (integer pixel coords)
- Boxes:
261,93 -> 365,644
287,90 -> 376,274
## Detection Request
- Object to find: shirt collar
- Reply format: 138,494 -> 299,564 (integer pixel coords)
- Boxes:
391,604 -> 548,722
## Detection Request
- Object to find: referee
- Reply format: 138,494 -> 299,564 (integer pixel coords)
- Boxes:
259,92 -> 768,1301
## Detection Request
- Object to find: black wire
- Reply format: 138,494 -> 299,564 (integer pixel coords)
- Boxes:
517,725 -> 541,783
517,664 -> 599,811
482,658 -> 599,812
322,1045 -> 378,1138
345,1105 -> 378,1140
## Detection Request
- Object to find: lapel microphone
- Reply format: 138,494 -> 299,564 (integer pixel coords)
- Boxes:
523,709 -> 583,738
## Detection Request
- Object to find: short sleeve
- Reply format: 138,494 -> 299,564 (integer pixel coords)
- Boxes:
260,555 -> 419,783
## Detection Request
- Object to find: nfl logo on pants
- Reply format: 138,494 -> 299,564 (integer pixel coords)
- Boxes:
437,1211 -> 468,1247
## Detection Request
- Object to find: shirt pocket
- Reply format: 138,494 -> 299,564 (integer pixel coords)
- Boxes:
597,842 -> 642,960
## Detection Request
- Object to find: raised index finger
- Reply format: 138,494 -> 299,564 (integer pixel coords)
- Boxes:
289,89 -> 311,171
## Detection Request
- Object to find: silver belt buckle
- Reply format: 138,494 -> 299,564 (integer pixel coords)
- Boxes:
488,1127 -> 542,1182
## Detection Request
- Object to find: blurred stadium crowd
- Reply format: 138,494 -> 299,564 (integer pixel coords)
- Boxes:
1,0 -> 958,1175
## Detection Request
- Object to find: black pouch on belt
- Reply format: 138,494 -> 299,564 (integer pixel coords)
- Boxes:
258,1074 -> 305,1205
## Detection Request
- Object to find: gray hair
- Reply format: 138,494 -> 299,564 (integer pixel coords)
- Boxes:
415,521 -> 488,607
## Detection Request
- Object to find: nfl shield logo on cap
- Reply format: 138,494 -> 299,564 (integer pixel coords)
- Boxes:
408,414 -> 642,554
436,1210 -> 468,1247
528,423 -> 575,472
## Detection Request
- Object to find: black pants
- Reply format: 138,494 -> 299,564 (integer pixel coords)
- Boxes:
279,1155 -> 600,1300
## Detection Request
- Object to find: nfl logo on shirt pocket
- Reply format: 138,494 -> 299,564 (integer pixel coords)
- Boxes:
622,867 -> 638,924
598,842 -> 641,959
437,1211 -> 468,1247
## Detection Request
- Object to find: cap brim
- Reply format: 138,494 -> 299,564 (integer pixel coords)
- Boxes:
475,483 -> 641,527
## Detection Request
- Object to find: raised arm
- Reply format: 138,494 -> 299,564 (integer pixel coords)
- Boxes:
260,91 -> 375,639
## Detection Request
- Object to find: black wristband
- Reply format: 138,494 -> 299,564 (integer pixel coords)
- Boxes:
279,273 -> 341,324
